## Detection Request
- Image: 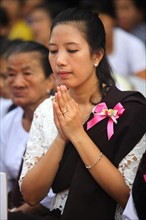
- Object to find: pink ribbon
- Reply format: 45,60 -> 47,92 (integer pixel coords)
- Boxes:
144,174 -> 146,183
87,102 -> 125,140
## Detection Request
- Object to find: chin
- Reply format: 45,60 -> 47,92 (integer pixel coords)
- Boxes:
13,100 -> 26,107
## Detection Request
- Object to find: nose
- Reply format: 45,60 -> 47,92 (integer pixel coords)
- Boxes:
56,51 -> 67,66
11,73 -> 26,87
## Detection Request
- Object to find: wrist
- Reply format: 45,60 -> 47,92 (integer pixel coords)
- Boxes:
56,134 -> 67,145
70,127 -> 86,145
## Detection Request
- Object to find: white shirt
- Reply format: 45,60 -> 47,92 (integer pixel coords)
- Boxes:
108,28 -> 146,77
0,97 -> 13,119
0,107 -> 28,192
0,106 -> 54,208
122,192 -> 139,220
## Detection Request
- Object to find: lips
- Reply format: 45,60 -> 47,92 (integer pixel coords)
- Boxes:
12,90 -> 26,97
57,71 -> 70,78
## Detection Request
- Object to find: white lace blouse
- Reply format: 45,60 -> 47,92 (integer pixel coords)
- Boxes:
19,97 -> 146,218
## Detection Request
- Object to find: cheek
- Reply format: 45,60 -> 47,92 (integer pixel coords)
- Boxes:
32,79 -> 47,91
7,81 -> 13,89
48,57 -> 55,70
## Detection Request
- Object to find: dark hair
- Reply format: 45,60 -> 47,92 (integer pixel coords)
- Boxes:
6,40 -> 52,78
94,0 -> 116,19
131,0 -> 146,21
0,37 -> 11,56
132,0 -> 146,9
0,7 -> 9,27
50,7 -> 115,97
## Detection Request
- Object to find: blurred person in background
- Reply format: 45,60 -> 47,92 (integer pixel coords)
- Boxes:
29,2 -> 67,48
0,40 -> 55,217
114,0 -> 146,46
22,0 -> 46,18
0,38 -> 13,119
0,0 -> 34,41
93,0 -> 146,96
94,1 -> 146,80
0,6 -> 10,38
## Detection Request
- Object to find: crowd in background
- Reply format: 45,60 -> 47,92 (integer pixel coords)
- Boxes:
0,0 -> 145,219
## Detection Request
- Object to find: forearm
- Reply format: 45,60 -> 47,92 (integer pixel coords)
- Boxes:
21,136 -> 66,206
70,129 -> 130,208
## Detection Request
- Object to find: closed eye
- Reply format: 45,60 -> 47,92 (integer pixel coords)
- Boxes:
23,72 -> 32,76
68,50 -> 78,53
49,50 -> 57,54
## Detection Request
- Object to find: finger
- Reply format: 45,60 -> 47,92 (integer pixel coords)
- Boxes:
56,87 -> 68,114
56,86 -> 80,116
53,100 -> 59,127
60,85 -> 70,103
59,85 -> 77,113
53,98 -> 65,120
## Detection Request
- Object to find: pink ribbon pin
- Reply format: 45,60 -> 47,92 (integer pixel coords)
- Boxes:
144,174 -> 146,183
87,102 -> 125,140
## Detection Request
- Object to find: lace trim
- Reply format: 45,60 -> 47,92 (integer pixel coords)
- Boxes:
115,134 -> 146,220
50,190 -> 69,215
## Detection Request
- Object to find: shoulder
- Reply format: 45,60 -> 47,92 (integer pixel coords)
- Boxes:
106,86 -> 146,107
34,96 -> 54,115
1,107 -> 24,136
32,97 -> 54,127
2,106 -> 23,124
106,86 -> 146,130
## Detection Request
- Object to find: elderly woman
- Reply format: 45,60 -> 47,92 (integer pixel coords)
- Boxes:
0,40 -> 55,215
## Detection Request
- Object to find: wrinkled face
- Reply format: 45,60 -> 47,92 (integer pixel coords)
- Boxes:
7,52 -> 50,108
30,9 -> 52,46
114,0 -> 143,31
0,57 -> 10,98
48,23 -> 102,90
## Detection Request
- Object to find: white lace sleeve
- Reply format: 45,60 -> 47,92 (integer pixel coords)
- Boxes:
115,133 -> 146,220
118,133 -> 146,189
19,97 -> 58,188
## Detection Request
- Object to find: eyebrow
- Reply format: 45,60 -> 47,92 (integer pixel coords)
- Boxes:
48,42 -> 80,46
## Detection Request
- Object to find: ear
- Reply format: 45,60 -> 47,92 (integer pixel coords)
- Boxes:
93,49 -> 104,67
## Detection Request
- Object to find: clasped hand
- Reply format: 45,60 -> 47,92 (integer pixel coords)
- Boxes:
53,85 -> 83,141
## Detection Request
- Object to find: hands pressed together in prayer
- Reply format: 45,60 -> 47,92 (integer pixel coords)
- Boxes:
53,85 -> 83,142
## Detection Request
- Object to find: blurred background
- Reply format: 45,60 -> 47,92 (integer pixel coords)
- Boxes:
0,0 -> 145,100
0,0 -> 145,215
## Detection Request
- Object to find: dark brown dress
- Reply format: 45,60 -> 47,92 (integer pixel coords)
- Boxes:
9,86 -> 146,220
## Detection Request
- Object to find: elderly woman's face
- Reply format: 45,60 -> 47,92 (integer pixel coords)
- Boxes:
7,52 -> 50,108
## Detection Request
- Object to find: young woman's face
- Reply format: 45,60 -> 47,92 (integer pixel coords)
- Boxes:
48,23 -> 101,90
7,52 -> 51,108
